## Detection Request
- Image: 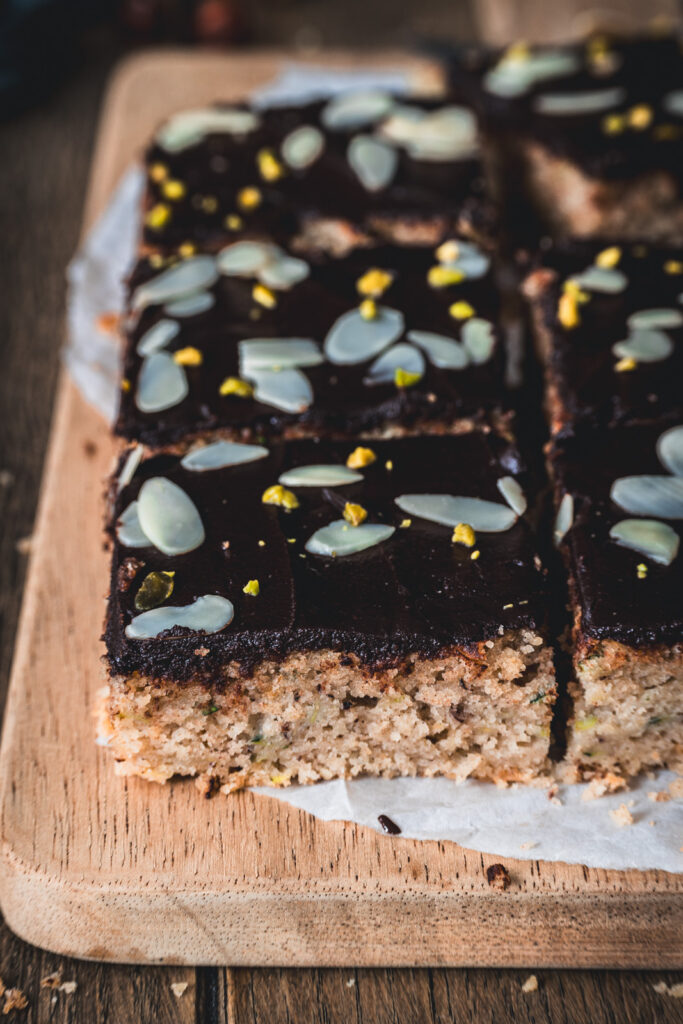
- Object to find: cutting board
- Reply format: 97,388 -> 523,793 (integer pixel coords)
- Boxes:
0,49 -> 681,968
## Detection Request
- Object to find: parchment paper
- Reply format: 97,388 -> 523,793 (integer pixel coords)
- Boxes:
67,66 -> 683,871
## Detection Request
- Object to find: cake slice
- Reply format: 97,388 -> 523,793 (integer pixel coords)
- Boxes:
550,422 -> 683,780
522,239 -> 683,436
448,32 -> 683,244
142,93 -> 495,255
99,431 -> 556,793
115,241 -> 507,446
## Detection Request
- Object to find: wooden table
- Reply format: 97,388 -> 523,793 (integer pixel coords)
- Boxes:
0,22 -> 682,1024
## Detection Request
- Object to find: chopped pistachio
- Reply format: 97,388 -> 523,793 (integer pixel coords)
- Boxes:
134,570 -> 175,612
243,579 -> 260,596
262,484 -> 299,510
162,179 -> 187,201
428,265 -> 465,288
449,300 -> 475,320
575,715 -> 598,731
287,537 -> 296,544
637,562 -> 648,579
627,104 -> 653,130
503,602 -> 514,609
602,112 -> 625,135
149,162 -> 169,182
178,241 -> 196,258
470,549 -> 480,560
219,376 -> 253,398
257,148 -> 285,181
359,298 -> 377,320
595,246 -> 621,268
343,502 -> 368,527
664,259 -> 683,274
452,522 -> 476,548
653,123 -> 679,141
400,518 -> 412,528
149,253 -> 165,268
258,540 -> 266,547
558,290 -> 580,329
346,445 -> 376,469
145,203 -> 171,230
201,703 -> 219,716
200,195 -> 218,213
435,239 -> 460,263
173,346 -> 203,367
615,356 -> 637,372
120,377 -> 131,393
529,691 -> 545,704
237,186 -> 262,210
385,460 -> 393,471
394,367 -> 422,388
224,213 -> 243,230
253,283 -> 277,308
356,268 -> 393,297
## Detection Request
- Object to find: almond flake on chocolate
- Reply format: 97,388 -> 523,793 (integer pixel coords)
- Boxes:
136,318 -> 180,356
305,519 -> 395,557
321,89 -> 394,131
135,352 -> 189,413
657,425 -> 683,477
117,444 -> 144,493
156,107 -> 260,153
439,240 -> 490,279
554,493 -> 573,546
663,89 -> 683,117
247,367 -> 313,413
363,342 -> 425,386
258,255 -> 310,290
239,338 -> 323,372
534,86 -> 625,115
395,494 -> 517,532
484,49 -> 580,98
281,125 -> 325,169
163,290 -> 215,317
568,265 -> 627,294
217,240 -> 280,276
497,476 -> 527,516
609,518 -> 679,566
137,477 -> 205,555
407,330 -> 469,369
132,256 -> 218,311
117,501 -> 150,548
627,308 -> 683,330
610,475 -> 683,519
181,440 -> 269,472
612,329 -> 673,363
347,135 -> 398,192
462,317 -> 496,363
405,105 -> 479,161
279,464 -> 363,487
126,594 -> 234,639
324,305 -> 404,365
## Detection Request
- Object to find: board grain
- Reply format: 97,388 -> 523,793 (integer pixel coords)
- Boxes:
0,49 -> 681,968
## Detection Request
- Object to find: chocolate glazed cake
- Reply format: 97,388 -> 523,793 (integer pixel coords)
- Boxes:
99,434 -> 556,792
551,423 -> 683,780
448,32 -> 683,244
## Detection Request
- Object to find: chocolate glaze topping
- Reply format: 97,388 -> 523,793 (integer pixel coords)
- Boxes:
533,239 -> 683,433
116,244 -> 505,445
105,434 -> 546,685
449,34 -> 683,182
143,97 -> 494,249
551,422 -> 683,646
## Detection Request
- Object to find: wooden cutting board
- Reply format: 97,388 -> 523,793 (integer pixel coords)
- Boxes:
0,49 -> 681,968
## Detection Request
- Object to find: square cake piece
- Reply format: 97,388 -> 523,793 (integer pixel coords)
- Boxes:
551,422 -> 683,780
141,94 -> 495,255
115,240 -> 506,445
100,432 -> 556,792
448,33 -> 683,243
522,240 -> 683,436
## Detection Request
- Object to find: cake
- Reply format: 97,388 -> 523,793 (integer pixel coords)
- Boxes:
99,432 -> 556,792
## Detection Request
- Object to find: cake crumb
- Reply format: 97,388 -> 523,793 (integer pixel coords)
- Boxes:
521,974 -> 538,993
3,987 -> 28,1013
40,973 -> 61,989
486,863 -> 511,891
547,784 -> 562,806
346,978 -> 356,988
648,791 -> 671,803
59,981 -> 77,995
653,981 -> 683,997
582,774 -> 627,801
519,841 -> 537,850
609,803 -> 634,827
171,982 -> 188,998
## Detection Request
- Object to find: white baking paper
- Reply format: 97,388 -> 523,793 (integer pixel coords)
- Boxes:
67,66 -> 683,871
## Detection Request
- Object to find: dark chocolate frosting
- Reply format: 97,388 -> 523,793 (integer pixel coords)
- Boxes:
533,239 -> 683,432
105,433 -> 546,685
143,97 -> 494,249
551,422 -> 683,646
115,244 -> 505,445
448,34 -> 683,182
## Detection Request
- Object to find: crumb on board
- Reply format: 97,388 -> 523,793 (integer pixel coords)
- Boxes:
486,863 -> 511,891
521,974 -> 538,993
170,982 -> 189,999
346,978 -> 356,988
2,986 -> 29,1013
648,791 -> 671,803
609,803 -> 634,827
40,973 -> 61,989
653,981 -> 683,997
581,774 -> 627,802
59,982 -> 77,995
519,841 -> 537,850
15,536 -> 33,556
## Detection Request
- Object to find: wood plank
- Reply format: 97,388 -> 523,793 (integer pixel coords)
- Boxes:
472,0 -> 679,44
0,49 -> 681,969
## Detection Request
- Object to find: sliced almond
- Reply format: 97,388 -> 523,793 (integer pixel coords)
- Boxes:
305,519 -> 395,557
462,317 -> 496,364
136,319 -> 180,356
181,440 -> 268,472
156,107 -> 260,152
137,477 -> 205,555
324,305 -> 404,365
395,494 -> 517,532
612,329 -> 673,363
163,290 -> 215,317
116,501 -> 150,548
135,352 -> 188,413
534,86 -> 625,115
278,465 -> 363,487
610,518 -> 679,565
407,330 -> 469,369
363,343 -> 424,386
657,425 -> 683,477
132,256 -> 218,311
247,368 -> 313,413
611,475 -> 683,519
554,493 -> 573,547
497,476 -> 527,516
347,135 -> 398,192
281,125 -> 325,168
239,338 -> 323,372
126,594 -> 234,639
321,90 -> 394,131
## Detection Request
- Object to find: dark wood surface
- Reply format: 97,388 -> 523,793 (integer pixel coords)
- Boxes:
1,23 -> 683,1024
